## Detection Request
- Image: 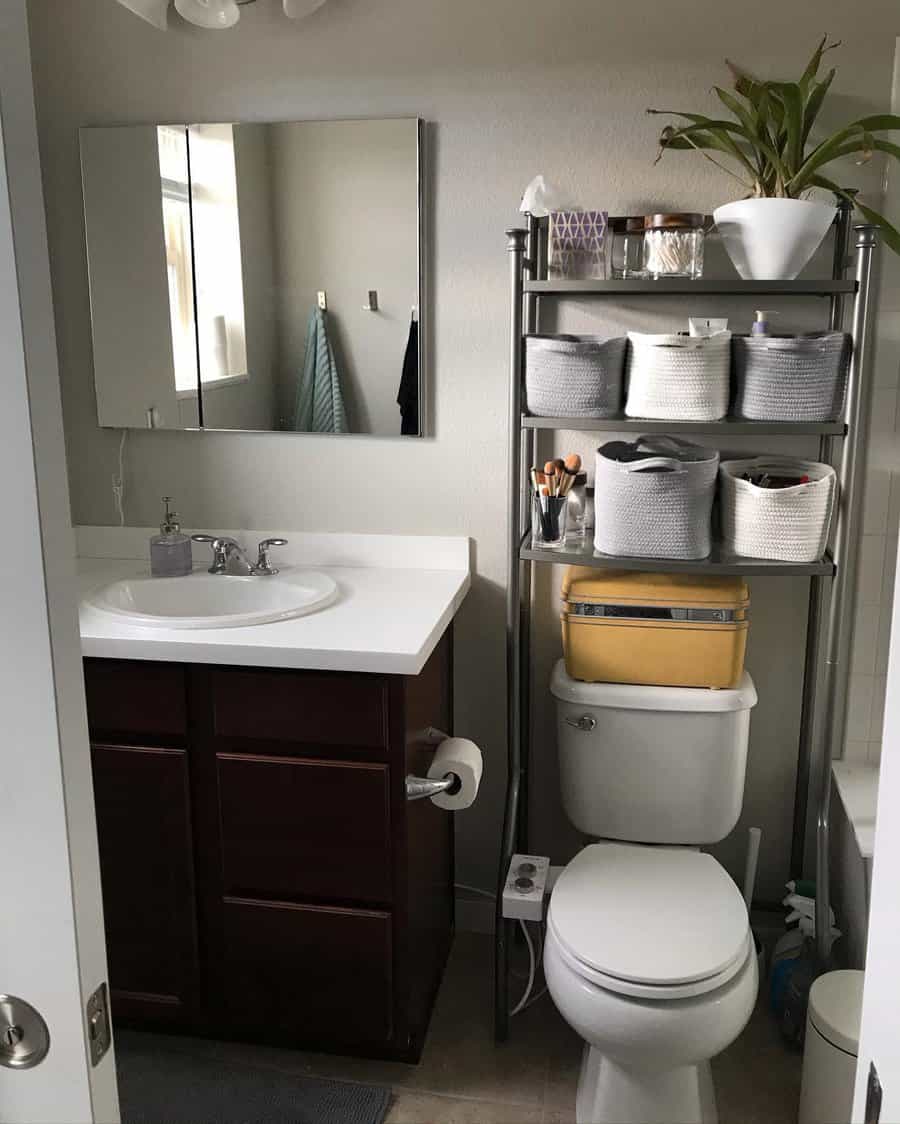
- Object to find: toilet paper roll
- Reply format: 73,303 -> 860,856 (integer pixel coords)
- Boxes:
427,737 -> 483,811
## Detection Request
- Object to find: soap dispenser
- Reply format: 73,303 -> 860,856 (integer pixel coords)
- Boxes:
150,497 -> 192,578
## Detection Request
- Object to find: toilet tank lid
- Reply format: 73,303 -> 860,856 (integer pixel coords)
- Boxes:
550,661 -> 757,713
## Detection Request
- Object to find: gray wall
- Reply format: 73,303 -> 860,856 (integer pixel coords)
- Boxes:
80,126 -> 184,429
268,118 -> 419,435
27,0 -> 898,902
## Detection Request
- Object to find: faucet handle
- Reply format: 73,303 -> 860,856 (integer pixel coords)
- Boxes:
257,538 -> 288,576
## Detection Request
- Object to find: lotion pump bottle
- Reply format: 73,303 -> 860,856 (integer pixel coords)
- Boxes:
150,497 -> 192,578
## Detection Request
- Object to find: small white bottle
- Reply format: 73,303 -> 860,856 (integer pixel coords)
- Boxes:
150,497 -> 192,578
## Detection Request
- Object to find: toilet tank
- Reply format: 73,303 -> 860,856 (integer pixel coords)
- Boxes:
550,660 -> 757,845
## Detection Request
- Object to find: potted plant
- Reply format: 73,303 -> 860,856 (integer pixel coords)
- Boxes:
649,38 -> 900,279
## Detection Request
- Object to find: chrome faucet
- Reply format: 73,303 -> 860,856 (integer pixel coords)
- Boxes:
192,535 -> 288,576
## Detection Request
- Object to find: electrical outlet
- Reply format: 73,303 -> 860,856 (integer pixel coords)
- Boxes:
502,853 -> 550,922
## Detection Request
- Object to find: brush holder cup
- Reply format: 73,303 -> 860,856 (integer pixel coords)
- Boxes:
532,492 -> 570,548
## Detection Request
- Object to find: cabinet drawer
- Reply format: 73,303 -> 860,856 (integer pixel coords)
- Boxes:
218,754 -> 392,904
220,898 -> 393,1046
91,744 -> 198,1018
211,668 -> 389,750
85,660 -> 187,741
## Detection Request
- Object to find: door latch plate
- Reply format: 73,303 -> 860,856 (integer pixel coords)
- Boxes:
86,982 -> 111,1067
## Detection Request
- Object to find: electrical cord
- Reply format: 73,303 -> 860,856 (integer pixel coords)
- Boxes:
453,884 -> 549,1014
509,920 -> 536,1016
112,429 -> 128,526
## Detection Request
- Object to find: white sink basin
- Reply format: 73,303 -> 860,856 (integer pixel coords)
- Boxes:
85,568 -> 338,629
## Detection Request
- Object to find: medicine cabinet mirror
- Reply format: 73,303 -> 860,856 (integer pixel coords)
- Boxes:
80,117 -> 423,436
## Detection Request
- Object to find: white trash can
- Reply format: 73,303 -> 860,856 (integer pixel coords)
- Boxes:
799,970 -> 864,1124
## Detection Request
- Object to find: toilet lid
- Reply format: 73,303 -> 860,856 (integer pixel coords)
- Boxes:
549,844 -> 749,987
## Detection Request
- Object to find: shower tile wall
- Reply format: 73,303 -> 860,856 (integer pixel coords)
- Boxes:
847,237 -> 900,767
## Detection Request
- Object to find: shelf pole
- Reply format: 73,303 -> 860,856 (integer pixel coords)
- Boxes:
829,200 -> 854,331
792,201 -> 854,876
815,225 -> 878,966
495,228 -> 527,1042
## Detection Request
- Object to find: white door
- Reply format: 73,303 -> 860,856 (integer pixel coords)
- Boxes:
853,527 -> 900,1121
0,2 -> 118,1120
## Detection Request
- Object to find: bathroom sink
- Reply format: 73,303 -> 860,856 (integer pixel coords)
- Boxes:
85,569 -> 338,629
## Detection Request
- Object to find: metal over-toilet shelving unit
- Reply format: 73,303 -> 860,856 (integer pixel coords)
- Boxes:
495,205 -> 878,1042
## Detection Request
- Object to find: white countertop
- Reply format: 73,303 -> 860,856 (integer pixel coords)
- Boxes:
76,528 -> 471,676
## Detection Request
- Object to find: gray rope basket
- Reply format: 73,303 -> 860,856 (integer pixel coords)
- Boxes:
526,335 -> 626,418
731,332 -> 851,422
594,436 -> 720,560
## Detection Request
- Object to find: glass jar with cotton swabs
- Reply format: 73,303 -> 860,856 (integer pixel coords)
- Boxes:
530,454 -> 582,548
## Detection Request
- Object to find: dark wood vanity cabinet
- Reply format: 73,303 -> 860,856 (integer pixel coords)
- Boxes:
83,633 -> 454,1062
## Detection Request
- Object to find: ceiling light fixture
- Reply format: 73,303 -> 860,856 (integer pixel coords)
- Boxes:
114,0 -> 169,29
282,0 -> 328,17
173,0 -> 241,28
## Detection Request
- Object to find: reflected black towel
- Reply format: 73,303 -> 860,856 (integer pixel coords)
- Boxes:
397,319 -> 419,435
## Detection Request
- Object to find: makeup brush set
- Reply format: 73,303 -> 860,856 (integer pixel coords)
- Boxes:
530,454 -> 582,544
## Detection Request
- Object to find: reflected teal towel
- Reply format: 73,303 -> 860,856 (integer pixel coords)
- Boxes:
293,307 -> 348,433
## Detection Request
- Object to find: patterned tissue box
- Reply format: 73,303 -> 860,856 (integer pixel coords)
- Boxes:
549,210 -> 609,279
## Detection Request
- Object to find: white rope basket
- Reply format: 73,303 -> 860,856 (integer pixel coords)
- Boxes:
719,457 -> 837,562
625,330 -> 731,421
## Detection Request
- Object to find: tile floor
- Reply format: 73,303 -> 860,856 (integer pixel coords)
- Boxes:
120,932 -> 802,1123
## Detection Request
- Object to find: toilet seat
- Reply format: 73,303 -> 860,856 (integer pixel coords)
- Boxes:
548,843 -> 751,1000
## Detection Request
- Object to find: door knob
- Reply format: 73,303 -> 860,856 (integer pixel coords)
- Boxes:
0,996 -> 49,1069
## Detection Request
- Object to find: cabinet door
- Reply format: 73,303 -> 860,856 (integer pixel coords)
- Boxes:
91,743 -> 198,1022
220,898 -> 393,1046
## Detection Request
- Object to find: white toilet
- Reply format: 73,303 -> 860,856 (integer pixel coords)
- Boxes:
545,660 -> 759,1124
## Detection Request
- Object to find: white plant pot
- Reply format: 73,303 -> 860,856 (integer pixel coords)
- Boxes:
713,198 -> 837,280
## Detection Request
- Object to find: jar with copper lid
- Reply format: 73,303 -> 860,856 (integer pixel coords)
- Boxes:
643,213 -> 706,279
610,216 -> 647,278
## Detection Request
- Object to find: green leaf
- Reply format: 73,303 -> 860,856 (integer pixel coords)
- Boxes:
770,82 -> 805,176
802,69 -> 835,145
655,120 -> 757,184
799,35 -> 840,90
714,85 -> 760,138
808,174 -> 900,254
852,114 -> 900,132
726,58 -> 763,102
854,201 -> 900,255
650,110 -> 786,183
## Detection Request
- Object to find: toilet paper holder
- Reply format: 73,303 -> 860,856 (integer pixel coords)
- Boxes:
405,727 -> 462,802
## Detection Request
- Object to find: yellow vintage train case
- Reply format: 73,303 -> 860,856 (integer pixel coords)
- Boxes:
561,567 -> 749,689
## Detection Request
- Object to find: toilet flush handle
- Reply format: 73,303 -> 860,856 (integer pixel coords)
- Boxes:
566,715 -> 596,732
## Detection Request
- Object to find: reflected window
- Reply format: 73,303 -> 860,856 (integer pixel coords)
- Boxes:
188,124 -> 249,386
157,126 -> 198,394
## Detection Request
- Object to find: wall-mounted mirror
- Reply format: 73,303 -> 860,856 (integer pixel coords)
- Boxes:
80,117 -> 423,436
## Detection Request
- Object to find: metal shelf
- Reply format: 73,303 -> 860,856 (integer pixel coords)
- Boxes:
522,414 -> 846,436
496,212 -> 878,1045
524,278 -> 858,296
519,533 -> 835,577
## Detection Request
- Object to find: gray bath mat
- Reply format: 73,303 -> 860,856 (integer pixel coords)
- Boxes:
116,1033 -> 391,1124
